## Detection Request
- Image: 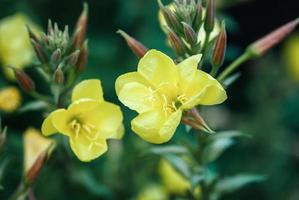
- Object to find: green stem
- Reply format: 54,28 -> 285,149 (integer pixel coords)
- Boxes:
30,92 -> 53,104
217,51 -> 252,82
9,182 -> 30,200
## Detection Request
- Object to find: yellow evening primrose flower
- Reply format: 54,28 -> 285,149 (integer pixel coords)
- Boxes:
159,159 -> 202,197
115,50 -> 227,144
282,34 -> 299,82
0,86 -> 21,112
42,79 -> 124,162
0,13 -> 40,80
24,128 -> 55,173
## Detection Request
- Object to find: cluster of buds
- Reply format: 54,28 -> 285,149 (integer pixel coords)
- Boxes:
12,3 -> 89,94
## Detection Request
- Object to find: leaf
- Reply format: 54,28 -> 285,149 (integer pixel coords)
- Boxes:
208,130 -> 251,142
164,154 -> 191,179
223,72 -> 241,88
203,138 -> 234,163
142,145 -> 190,156
214,174 -> 266,195
18,101 -> 49,113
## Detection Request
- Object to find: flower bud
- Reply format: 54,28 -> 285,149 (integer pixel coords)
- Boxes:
10,67 -> 35,93
212,22 -> 227,68
51,48 -> 62,63
26,24 -> 39,42
182,22 -> 198,46
72,3 -> 88,49
168,30 -> 187,56
76,41 -> 88,72
117,30 -> 148,58
53,67 -> 64,84
67,50 -> 80,66
25,150 -> 47,185
158,0 -> 182,33
47,19 -> 54,35
193,3 -> 203,32
204,0 -> 215,33
31,39 -> 48,64
247,18 -> 299,57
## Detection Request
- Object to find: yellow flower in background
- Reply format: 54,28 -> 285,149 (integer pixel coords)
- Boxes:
24,128 -> 55,173
0,86 -> 21,112
159,159 -> 202,198
282,34 -> 299,82
136,184 -> 168,200
0,13 -> 40,80
116,50 -> 226,144
158,4 -> 220,47
42,79 -> 124,162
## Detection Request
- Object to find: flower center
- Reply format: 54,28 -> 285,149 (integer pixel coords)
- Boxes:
69,118 -> 95,138
162,94 -> 188,116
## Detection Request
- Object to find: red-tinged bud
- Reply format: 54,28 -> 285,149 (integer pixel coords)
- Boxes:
53,67 -> 64,84
25,150 -> 47,185
72,3 -> 88,49
193,3 -> 203,32
76,41 -> 88,72
26,25 -> 39,42
67,50 -> 80,66
117,30 -> 148,58
247,18 -> 299,57
168,30 -> 187,56
212,22 -> 227,68
182,22 -> 198,46
204,0 -> 215,33
10,67 -> 35,93
158,0 -> 182,33
31,39 -> 48,64
51,48 -> 62,63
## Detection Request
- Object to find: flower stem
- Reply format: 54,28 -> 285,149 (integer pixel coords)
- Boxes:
217,51 -> 252,82
9,182 -> 29,200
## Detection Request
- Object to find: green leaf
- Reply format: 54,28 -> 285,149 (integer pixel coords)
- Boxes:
208,130 -> 251,142
223,72 -> 241,88
143,145 -> 190,156
214,174 -> 266,195
18,101 -> 49,113
203,138 -> 234,163
164,154 -> 191,179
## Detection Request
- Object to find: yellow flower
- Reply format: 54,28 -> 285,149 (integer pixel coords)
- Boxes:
136,184 -> 168,200
0,13 -> 40,80
24,128 -> 55,173
158,4 -> 220,47
42,79 -> 124,162
282,34 -> 299,82
0,86 -> 21,112
159,159 -> 201,198
115,50 -> 226,144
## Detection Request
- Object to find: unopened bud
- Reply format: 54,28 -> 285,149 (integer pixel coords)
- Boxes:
31,39 -> 48,64
168,30 -> 187,56
193,3 -> 203,32
247,18 -> 299,57
26,25 -> 39,42
204,0 -> 215,33
72,3 -> 88,49
158,0 -> 182,33
212,22 -> 227,67
25,150 -> 47,185
51,48 -> 62,63
67,50 -> 80,66
47,19 -> 54,35
117,30 -> 148,58
10,67 -> 35,93
182,22 -> 198,46
53,67 -> 64,84
76,41 -> 88,72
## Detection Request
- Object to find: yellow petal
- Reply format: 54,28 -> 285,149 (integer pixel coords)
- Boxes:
138,49 -> 179,87
83,101 -> 124,139
69,135 -> 108,162
0,86 -> 21,112
115,72 -> 150,95
50,109 -> 72,136
131,110 -> 182,144
177,54 -> 202,90
41,109 -> 66,136
24,128 -> 55,172
71,79 -> 104,102
182,70 -> 227,109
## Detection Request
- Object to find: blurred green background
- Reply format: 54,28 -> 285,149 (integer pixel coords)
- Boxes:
0,0 -> 299,199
